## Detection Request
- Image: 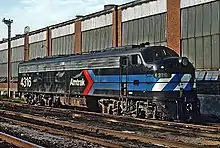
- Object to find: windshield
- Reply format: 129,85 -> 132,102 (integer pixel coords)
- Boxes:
141,46 -> 179,63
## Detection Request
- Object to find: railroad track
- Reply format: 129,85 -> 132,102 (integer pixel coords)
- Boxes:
0,117 -> 130,148
0,131 -> 43,148
1,100 -> 220,147
0,109 -> 200,148
1,100 -> 220,132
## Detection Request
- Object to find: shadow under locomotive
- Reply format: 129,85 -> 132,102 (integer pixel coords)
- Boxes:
18,43 -> 201,122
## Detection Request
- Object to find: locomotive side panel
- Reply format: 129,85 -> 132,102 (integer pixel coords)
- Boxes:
18,68 -> 123,98
17,45 -> 200,122
18,71 -> 68,94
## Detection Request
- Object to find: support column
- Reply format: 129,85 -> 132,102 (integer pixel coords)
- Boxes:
74,19 -> 82,54
167,0 -> 181,55
24,33 -> 29,61
112,6 -> 122,47
46,27 -> 52,56
117,8 -> 122,47
112,6 -> 118,47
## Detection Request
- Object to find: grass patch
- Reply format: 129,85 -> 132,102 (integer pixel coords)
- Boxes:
0,106 -> 7,110
0,96 -> 25,103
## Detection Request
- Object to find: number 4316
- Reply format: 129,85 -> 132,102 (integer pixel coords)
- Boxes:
20,77 -> 32,88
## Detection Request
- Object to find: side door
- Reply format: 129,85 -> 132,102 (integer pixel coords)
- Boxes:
128,54 -> 145,97
119,56 -> 129,97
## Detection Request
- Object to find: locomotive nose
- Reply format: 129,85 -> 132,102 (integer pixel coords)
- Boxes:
154,57 -> 194,73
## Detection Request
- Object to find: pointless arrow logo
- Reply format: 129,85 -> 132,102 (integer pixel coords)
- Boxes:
82,70 -> 94,95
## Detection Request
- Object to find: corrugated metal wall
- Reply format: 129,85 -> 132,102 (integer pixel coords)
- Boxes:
0,42 -> 8,79
0,63 -> 7,78
181,1 -> 220,69
0,44 -> 7,79
121,0 -> 167,46
82,26 -> 112,53
81,13 -> 113,53
0,37 -> 24,79
51,23 -> 75,55
0,50 -> 7,63
11,38 -> 24,78
122,13 -> 167,46
29,31 -> 46,59
52,35 -> 74,55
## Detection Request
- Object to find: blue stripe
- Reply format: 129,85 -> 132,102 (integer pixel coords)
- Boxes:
88,70 -> 157,83
89,83 -> 120,95
88,70 -> 95,81
127,83 -> 156,91
162,74 -> 184,91
94,75 -> 156,83
184,83 -> 191,91
89,82 -> 157,93
86,70 -> 192,94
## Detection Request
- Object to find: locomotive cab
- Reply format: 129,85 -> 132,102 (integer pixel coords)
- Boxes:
137,46 -> 200,121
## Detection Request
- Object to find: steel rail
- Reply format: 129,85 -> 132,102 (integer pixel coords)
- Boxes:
0,116 -> 134,148
1,100 -> 220,132
0,131 -> 44,148
0,110 -> 203,148
0,116 -> 133,148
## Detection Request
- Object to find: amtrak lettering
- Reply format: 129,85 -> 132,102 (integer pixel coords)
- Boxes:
70,72 -> 86,87
70,78 -> 85,86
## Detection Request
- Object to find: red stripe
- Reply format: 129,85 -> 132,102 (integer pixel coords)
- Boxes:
82,70 -> 93,95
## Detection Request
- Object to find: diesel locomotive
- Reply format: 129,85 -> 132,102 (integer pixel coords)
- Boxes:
18,44 -> 200,121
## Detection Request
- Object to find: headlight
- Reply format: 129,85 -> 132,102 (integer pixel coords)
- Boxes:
179,57 -> 188,66
182,58 -> 188,66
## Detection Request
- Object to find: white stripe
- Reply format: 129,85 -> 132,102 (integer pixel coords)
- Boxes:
19,66 -> 120,73
122,0 -> 167,22
82,13 -> 112,31
52,23 -> 75,39
152,74 -> 175,91
174,74 -> 192,91
11,38 -> 24,48
29,31 -> 47,43
0,42 -> 8,51
211,71 -> 220,80
180,0 -> 215,9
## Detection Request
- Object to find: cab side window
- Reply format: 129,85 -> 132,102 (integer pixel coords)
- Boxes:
131,54 -> 142,65
120,56 -> 128,66
141,49 -> 154,63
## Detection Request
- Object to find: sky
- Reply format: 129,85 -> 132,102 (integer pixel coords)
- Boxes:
0,0 -> 130,39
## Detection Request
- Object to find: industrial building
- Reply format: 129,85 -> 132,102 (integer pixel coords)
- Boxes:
0,0 -> 219,92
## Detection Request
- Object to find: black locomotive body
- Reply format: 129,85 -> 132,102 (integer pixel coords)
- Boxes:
18,45 -> 200,121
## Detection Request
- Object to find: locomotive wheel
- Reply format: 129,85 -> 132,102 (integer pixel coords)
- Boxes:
48,99 -> 53,107
40,99 -> 45,106
108,106 -> 113,115
86,97 -> 101,113
139,110 -> 146,118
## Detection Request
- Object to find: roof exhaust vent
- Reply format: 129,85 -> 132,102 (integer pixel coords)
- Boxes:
104,4 -> 116,10
75,15 -> 83,19
2,38 -> 7,41
15,34 -> 22,37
